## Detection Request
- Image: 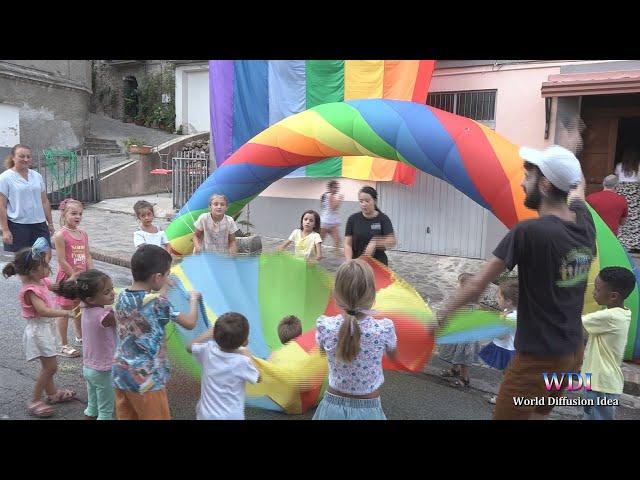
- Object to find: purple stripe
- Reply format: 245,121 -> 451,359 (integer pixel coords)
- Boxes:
210,60 -> 235,167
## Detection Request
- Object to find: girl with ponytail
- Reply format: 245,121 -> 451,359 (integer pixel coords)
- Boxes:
51,269 -> 116,420
3,238 -> 77,417
313,259 -> 397,420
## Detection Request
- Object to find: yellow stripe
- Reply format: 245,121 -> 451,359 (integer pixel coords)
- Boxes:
342,155 -> 373,179
170,233 -> 195,256
277,110 -> 379,157
344,60 -> 384,100
583,252 -> 600,315
172,266 -> 217,324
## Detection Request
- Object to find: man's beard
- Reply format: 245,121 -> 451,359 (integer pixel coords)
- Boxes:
523,178 -> 542,210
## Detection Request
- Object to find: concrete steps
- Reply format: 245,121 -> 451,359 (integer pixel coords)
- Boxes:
82,136 -> 123,156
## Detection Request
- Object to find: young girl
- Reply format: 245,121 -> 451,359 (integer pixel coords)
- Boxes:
479,279 -> 518,404
439,273 -> 481,388
320,180 -> 343,249
192,194 -> 238,254
313,259 -> 397,420
51,269 -> 116,420
133,200 -> 170,251
2,238 -> 77,417
278,210 -> 322,261
53,198 -> 93,357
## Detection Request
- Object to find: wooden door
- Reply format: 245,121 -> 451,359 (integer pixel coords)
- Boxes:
580,115 -> 617,196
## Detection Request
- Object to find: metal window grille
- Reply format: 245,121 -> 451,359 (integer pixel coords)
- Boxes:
427,90 -> 497,129
172,150 -> 210,210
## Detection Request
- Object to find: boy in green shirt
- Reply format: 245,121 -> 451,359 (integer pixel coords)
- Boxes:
581,266 -> 636,420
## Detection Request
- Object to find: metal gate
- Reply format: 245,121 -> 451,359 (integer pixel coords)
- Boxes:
32,148 -> 101,206
172,151 -> 210,210
378,169 -> 488,259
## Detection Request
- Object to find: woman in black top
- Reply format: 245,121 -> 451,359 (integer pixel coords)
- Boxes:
344,186 -> 396,266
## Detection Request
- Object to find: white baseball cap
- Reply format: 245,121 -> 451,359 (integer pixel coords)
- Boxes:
519,145 -> 582,192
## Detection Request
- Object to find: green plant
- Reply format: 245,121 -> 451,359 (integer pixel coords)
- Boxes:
123,137 -> 146,150
134,64 -> 175,131
235,219 -> 255,237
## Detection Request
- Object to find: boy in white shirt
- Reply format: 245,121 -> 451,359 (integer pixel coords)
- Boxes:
188,312 -> 260,420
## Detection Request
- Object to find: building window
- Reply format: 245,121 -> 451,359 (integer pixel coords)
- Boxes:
427,90 -> 496,129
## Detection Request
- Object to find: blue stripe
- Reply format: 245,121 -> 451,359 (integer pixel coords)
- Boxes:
349,99 -> 490,210
180,163 -> 298,216
177,253 -> 271,360
623,249 -> 640,359
232,61 -> 269,153
436,325 -> 513,345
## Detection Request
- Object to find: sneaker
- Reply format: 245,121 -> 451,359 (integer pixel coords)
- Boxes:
488,395 -> 497,404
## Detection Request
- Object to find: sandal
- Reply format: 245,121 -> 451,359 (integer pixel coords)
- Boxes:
452,378 -> 470,388
27,400 -> 54,418
440,368 -> 460,378
45,389 -> 76,404
59,345 -> 80,358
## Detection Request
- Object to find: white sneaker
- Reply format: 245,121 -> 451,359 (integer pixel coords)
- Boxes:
488,395 -> 497,404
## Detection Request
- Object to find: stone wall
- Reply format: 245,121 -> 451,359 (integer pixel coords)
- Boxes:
0,60 -> 92,151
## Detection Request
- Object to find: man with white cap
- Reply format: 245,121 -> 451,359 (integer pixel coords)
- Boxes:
438,145 -> 597,420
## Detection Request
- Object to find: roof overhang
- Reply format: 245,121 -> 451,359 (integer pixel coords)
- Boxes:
541,70 -> 640,97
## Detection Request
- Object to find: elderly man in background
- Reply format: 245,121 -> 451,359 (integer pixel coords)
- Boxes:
586,174 -> 628,236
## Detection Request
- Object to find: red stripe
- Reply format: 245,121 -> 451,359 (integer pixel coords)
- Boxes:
381,314 -> 434,372
295,328 -> 319,353
392,163 -> 417,185
224,142 -> 323,168
430,109 -> 519,227
411,60 -> 435,104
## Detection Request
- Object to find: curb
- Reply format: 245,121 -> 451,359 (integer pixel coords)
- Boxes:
90,249 -> 131,269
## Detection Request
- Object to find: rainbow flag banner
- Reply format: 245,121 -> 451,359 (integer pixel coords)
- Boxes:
209,60 -> 435,185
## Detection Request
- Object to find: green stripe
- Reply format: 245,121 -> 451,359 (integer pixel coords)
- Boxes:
312,103 -> 403,162
588,206 -> 639,359
258,252 -> 333,349
166,208 -> 208,239
306,60 -> 345,177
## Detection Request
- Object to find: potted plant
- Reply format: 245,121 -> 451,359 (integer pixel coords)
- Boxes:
123,137 -> 152,155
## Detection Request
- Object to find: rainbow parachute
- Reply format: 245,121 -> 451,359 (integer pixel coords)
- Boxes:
167,99 -> 640,360
165,252 -> 435,413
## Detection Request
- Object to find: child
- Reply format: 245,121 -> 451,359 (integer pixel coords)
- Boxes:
278,210 -> 322,261
133,200 -> 170,251
53,198 -> 93,357
188,312 -> 261,420
313,259 -> 397,420
51,269 -> 117,420
320,180 -> 343,249
2,238 -> 77,417
581,266 -> 635,420
112,244 -> 201,420
479,279 -> 518,404
439,273 -> 481,388
278,315 -> 302,345
192,193 -> 238,254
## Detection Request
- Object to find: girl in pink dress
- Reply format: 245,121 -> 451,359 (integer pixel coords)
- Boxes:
52,198 -> 93,357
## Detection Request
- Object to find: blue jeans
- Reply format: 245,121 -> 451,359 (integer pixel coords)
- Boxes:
312,392 -> 386,420
583,390 -> 619,420
83,366 -> 115,420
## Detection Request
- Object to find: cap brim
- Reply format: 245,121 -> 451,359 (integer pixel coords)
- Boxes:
519,146 -> 543,166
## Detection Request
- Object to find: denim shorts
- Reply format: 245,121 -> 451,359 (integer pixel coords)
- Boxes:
312,392 -> 386,420
583,390 -> 619,420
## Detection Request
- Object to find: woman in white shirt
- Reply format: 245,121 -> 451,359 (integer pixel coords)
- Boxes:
0,144 -> 55,253
615,147 -> 640,251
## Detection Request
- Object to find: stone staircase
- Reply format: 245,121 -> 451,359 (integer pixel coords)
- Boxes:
82,136 -> 123,156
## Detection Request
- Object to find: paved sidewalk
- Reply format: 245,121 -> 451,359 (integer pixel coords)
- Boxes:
44,193 -> 640,398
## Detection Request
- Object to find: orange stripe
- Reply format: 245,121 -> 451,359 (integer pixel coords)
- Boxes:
382,61 -> 420,100
252,123 -> 346,158
370,157 -> 397,181
477,124 -> 537,223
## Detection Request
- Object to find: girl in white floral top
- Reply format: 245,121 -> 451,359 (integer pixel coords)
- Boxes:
313,259 -> 397,420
